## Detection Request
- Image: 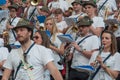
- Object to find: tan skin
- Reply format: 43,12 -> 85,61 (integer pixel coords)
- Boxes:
84,5 -> 104,37
7,8 -> 17,30
70,26 -> 98,59
91,33 -> 119,79
33,32 -> 42,45
45,19 -> 65,55
2,27 -> 63,80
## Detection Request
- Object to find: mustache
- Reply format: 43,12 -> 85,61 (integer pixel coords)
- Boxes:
17,36 -> 23,38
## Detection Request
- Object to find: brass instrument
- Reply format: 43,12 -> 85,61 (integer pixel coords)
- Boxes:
31,0 -> 41,6
2,30 -> 9,46
66,25 -> 78,34
58,44 -> 72,65
111,23 -> 118,32
105,19 -> 119,32
35,20 -> 45,31
117,8 -> 120,21
104,5 -> 109,20
39,26 -> 45,31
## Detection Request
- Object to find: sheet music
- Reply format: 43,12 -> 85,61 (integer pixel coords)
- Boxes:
73,65 -> 95,74
57,34 -> 75,43
0,10 -> 9,22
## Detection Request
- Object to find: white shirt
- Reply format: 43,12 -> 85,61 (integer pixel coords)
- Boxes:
56,20 -> 68,31
71,35 -> 100,68
48,0 -> 69,12
3,41 -> 54,80
50,33 -> 64,70
97,0 -> 117,19
91,16 -> 105,29
9,17 -> 21,44
0,47 -> 9,76
89,51 -> 120,80
24,6 -> 40,20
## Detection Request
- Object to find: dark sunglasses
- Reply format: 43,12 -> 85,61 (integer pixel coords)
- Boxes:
33,36 -> 39,39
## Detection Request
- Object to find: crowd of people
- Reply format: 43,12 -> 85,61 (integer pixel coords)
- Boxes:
0,0 -> 120,80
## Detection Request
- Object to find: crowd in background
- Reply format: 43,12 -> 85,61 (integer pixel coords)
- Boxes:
0,0 -> 120,80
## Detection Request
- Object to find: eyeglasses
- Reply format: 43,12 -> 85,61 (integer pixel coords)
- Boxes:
33,36 -> 39,39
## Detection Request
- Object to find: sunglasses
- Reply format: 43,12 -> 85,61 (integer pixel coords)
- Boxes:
33,36 -> 39,39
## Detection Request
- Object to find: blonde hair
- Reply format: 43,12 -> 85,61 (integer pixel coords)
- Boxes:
44,16 -> 59,42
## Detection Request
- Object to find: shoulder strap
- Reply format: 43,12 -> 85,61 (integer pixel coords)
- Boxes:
13,42 -> 35,80
10,17 -> 17,40
29,7 -> 36,21
89,54 -> 111,80
77,35 -> 92,45
98,0 -> 108,12
13,61 -> 22,80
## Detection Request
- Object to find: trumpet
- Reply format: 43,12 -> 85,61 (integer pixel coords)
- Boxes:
104,5 -> 109,20
66,25 -> 78,34
58,45 -> 72,65
31,0 -> 41,6
111,24 -> 118,32
2,30 -> 9,46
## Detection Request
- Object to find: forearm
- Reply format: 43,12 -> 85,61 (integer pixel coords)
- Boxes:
49,45 -> 64,55
47,62 -> 63,80
102,64 -> 119,78
51,68 -> 63,80
2,68 -> 12,80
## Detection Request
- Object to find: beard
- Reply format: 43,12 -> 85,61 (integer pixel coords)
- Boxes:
18,36 -> 30,45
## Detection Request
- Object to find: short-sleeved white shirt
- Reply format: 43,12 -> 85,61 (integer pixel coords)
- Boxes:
91,16 -> 105,29
9,17 -> 21,44
71,35 -> 100,68
3,42 -> 54,80
56,20 -> 68,31
0,47 -> 9,75
50,33 -> 64,70
97,0 -> 117,19
48,0 -> 69,12
89,51 -> 120,80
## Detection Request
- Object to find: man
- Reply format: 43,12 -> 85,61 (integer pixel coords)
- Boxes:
7,3 -> 21,44
83,0 -> 105,37
69,0 -> 87,22
69,16 -> 100,80
54,8 -> 68,33
2,18 -> 63,80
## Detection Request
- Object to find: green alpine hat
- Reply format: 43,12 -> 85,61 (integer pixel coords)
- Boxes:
76,16 -> 93,27
13,18 -> 34,31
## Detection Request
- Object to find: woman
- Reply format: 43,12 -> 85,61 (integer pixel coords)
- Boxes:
33,30 -> 52,80
33,30 -> 50,48
44,17 -> 65,80
89,30 -> 120,80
